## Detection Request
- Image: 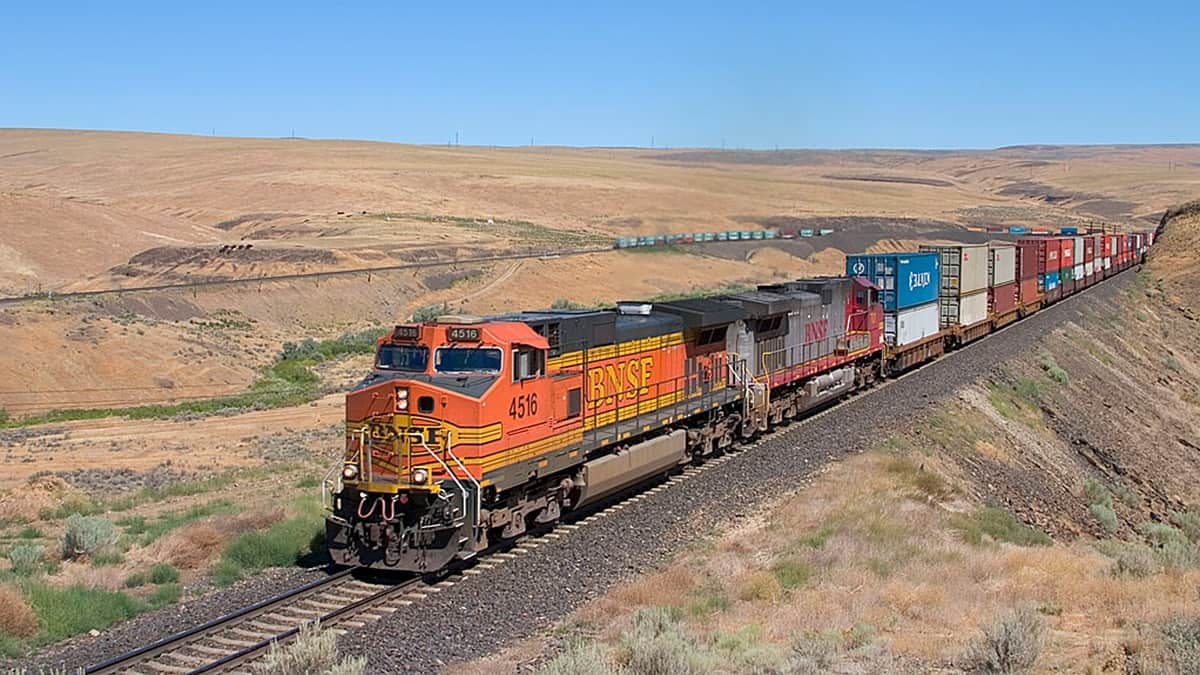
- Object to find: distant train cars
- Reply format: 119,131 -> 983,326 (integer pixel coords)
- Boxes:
614,227 -> 835,249
324,230 -> 1154,574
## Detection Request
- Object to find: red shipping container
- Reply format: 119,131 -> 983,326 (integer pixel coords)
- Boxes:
990,281 -> 1019,315
1059,237 -> 1074,269
1017,238 -> 1060,272
1083,237 -> 1095,263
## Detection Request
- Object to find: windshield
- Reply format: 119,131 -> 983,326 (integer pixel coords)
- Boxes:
376,344 -> 429,372
434,346 -> 502,374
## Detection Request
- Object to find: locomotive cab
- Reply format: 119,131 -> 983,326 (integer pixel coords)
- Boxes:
328,316 -> 552,571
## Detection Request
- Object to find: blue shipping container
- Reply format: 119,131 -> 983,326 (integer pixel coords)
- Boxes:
1045,270 -> 1061,291
1008,226 -> 1026,234
845,252 -> 940,311
1060,227 -> 1078,235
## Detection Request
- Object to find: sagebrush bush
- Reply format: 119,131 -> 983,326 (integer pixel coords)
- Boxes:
1140,521 -> 1199,568
539,640 -> 620,675
1090,503 -> 1119,532
0,585 -> 37,639
1162,616 -> 1200,674
7,543 -> 45,576
616,607 -> 707,675
255,621 -> 366,675
1115,545 -> 1160,578
961,605 -> 1045,673
62,514 -> 116,560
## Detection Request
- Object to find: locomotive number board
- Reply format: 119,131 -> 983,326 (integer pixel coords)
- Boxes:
447,327 -> 481,342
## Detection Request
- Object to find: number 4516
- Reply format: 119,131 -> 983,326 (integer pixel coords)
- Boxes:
509,394 -> 538,419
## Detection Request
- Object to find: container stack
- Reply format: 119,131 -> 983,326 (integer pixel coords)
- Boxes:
1072,236 -> 1085,289
1014,241 -> 1042,309
987,245 -> 1018,320
920,244 -> 989,330
844,252 -> 940,347
1059,238 -> 1076,295
1082,236 -> 1095,286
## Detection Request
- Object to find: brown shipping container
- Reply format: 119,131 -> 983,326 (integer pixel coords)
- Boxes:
990,281 -> 1019,315
1016,241 -> 1040,278
1017,238 -> 1059,273
1083,237 -> 1095,263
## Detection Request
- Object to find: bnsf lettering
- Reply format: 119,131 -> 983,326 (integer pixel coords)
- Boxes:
908,271 -> 932,291
588,356 -> 654,408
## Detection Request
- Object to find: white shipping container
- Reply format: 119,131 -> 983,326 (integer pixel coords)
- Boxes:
1074,264 -> 1084,279
921,244 -> 988,296
1108,238 -> 1118,256
1084,260 -> 1094,277
939,289 -> 989,328
988,246 -> 1017,286
1073,236 -> 1084,264
884,301 -> 941,347
1104,257 -> 1112,270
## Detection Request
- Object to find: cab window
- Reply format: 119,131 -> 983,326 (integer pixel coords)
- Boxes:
512,347 -> 545,381
376,345 -> 429,372
434,347 -> 502,374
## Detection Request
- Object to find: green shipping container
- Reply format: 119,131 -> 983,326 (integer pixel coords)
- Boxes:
1061,266 -> 1075,281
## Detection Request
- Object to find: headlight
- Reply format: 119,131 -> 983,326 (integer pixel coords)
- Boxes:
397,399 -> 408,410
342,464 -> 358,480
411,468 -> 428,485
396,387 -> 409,411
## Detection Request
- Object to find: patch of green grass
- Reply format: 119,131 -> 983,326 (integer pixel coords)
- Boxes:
882,454 -> 954,501
124,572 -> 147,588
771,558 -> 812,590
26,583 -> 144,644
214,511 -> 323,586
1,326 -> 385,428
686,586 -> 731,616
16,526 -> 42,540
1167,356 -> 1181,372
117,500 -> 236,546
90,551 -> 125,567
147,583 -> 182,609
799,526 -> 835,550
986,380 -> 1043,427
295,476 -> 320,489
951,507 -> 1053,547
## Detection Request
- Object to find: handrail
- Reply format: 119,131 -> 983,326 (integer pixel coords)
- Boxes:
406,431 -> 477,528
443,430 -> 482,528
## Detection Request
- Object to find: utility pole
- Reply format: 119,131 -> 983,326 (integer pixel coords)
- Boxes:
455,131 -> 459,146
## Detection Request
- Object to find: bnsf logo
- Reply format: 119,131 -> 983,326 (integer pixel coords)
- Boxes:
804,320 -> 828,343
588,356 -> 654,408
908,271 -> 932,291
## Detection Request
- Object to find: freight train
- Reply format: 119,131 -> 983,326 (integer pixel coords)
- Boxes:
324,231 -> 1153,573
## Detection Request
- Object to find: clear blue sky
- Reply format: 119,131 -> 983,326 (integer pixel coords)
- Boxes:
2,1 -> 1196,149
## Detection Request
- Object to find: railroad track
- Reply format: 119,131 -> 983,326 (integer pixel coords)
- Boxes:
84,569 -> 439,674
85,271 -> 1129,673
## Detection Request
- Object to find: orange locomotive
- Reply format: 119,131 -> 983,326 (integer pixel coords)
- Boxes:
325,277 -> 885,572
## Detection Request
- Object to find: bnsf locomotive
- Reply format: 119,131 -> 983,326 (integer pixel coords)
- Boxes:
324,233 -> 1153,573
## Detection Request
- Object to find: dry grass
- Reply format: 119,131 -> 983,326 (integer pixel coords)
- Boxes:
0,585 -> 38,639
528,449 -> 1200,673
153,523 -> 228,569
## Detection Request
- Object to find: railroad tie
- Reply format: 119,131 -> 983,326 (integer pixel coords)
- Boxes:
136,661 -> 191,674
178,643 -> 233,657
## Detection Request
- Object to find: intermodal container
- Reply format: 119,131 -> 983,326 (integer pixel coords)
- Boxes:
1008,226 -> 1027,234
988,246 -> 1017,287
1045,270 -> 1061,292
1061,265 -> 1074,282
1083,237 -> 1095,263
845,252 -> 940,312
1016,240 -> 1043,279
884,301 -> 941,347
819,228 -> 834,236
800,229 -> 814,237
1061,227 -> 1079,235
989,281 -> 1019,316
1018,276 -> 1039,307
1020,238 -> 1061,272
1059,237 -> 1075,270
921,245 -> 988,296
938,290 -> 989,328
1073,263 -> 1084,281
1084,260 -> 1095,280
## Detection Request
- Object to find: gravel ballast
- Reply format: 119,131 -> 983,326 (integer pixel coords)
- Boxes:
337,274 -> 1135,673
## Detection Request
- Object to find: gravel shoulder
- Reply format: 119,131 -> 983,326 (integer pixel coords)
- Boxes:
337,272 -> 1135,673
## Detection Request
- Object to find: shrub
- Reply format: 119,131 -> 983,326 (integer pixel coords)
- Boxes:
1141,521 -> 1199,568
1015,378 -> 1041,403
739,571 -> 781,602
0,585 -> 37,639
1163,616 -> 1200,674
1090,503 -> 1119,532
62,514 -> 116,560
1038,352 -> 1069,385
1166,356 -> 1181,372
616,607 -> 706,675
17,526 -> 42,540
961,605 -> 1045,673
845,623 -> 877,650
1168,509 -> 1200,544
410,303 -> 448,323
255,621 -> 366,675
1115,545 -> 1160,578
124,573 -> 147,588
7,543 -> 45,576
26,584 -> 143,643
540,640 -> 620,675
215,514 -> 322,585
149,563 -> 180,584
1083,479 -> 1112,508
